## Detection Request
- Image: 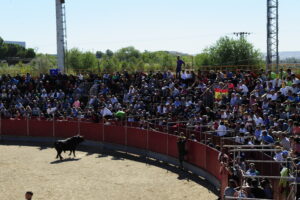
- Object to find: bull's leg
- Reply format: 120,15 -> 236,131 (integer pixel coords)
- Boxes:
59,153 -> 63,160
55,146 -> 61,159
73,150 -> 76,157
69,150 -> 72,156
56,150 -> 63,160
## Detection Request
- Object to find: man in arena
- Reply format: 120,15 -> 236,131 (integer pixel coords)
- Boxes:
177,133 -> 187,169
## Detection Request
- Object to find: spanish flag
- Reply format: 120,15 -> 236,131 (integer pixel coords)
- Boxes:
215,88 -> 229,100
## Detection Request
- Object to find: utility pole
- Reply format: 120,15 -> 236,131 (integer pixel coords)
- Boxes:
266,0 -> 279,73
233,32 -> 251,40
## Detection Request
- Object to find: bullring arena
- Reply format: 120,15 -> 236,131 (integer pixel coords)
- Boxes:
0,119 -> 219,200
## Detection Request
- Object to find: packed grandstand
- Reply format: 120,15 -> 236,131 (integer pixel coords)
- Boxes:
0,68 -> 300,199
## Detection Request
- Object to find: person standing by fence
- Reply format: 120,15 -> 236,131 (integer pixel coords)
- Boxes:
177,133 -> 187,169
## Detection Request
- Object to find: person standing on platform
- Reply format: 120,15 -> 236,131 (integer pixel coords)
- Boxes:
176,56 -> 185,79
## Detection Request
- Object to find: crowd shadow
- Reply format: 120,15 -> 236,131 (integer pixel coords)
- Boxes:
0,140 -> 51,151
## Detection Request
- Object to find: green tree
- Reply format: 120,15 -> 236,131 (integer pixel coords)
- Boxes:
81,52 -> 97,68
96,51 -> 104,59
195,53 -> 212,67
0,44 -> 8,59
29,54 -> 56,73
205,36 -> 262,66
115,47 -> 141,62
25,48 -> 36,58
106,49 -> 114,58
67,48 -> 82,69
161,53 -> 174,71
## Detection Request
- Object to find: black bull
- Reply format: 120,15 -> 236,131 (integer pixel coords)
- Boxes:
54,135 -> 84,160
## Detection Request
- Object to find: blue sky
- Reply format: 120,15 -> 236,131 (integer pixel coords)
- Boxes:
1,0 -> 299,54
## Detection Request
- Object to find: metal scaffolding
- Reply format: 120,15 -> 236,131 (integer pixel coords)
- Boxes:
266,0 -> 279,73
56,0 -> 67,73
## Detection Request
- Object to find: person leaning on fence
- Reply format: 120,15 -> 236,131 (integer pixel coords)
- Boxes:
279,158 -> 292,199
177,133 -> 187,169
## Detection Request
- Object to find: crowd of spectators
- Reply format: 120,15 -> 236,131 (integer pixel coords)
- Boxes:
0,67 -> 299,199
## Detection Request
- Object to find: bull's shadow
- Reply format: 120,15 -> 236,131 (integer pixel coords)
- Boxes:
50,158 -> 81,164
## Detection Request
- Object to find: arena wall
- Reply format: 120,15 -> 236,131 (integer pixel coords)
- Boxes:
0,119 -> 226,197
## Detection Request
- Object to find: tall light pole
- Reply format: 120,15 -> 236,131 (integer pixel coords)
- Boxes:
56,0 -> 67,73
266,0 -> 279,73
233,32 -> 251,40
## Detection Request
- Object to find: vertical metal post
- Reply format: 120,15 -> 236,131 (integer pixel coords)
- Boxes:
102,119 -> 105,142
77,117 -> 81,135
147,122 -> 149,151
26,115 -> 29,137
53,114 -> 55,138
167,122 -> 169,135
125,117 -> 128,146
166,131 -> 169,156
146,122 -> 150,165
0,114 -> 2,141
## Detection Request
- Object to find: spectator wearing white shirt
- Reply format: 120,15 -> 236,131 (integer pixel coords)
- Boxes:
279,132 -> 291,151
238,82 -> 249,96
101,106 -> 113,117
235,132 -> 245,144
273,147 -> 284,162
217,121 -> 227,137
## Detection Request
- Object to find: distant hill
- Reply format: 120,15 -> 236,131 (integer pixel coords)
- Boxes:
166,51 -> 191,57
279,51 -> 300,60
166,51 -> 300,59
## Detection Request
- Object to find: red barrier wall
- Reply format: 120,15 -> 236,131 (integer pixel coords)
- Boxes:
126,127 -> 147,149
80,122 -> 103,142
103,125 -> 125,145
0,119 -> 224,196
148,130 -> 168,155
29,120 -> 53,137
2,119 -> 27,136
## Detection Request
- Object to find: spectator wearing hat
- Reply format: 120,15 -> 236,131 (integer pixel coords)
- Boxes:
245,163 -> 260,176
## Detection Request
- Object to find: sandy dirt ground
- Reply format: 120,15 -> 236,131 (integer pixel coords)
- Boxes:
0,143 -> 217,200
